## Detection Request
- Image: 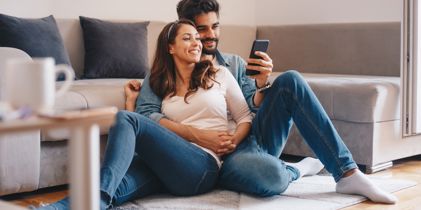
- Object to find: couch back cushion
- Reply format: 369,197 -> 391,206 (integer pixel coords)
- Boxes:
55,19 -> 256,78
0,14 -> 73,80
79,17 -> 149,79
258,22 -> 401,76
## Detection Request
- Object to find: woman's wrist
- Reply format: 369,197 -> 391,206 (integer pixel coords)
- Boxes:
231,136 -> 241,145
185,126 -> 199,142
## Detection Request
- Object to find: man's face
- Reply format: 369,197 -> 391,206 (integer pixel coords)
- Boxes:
194,11 -> 220,55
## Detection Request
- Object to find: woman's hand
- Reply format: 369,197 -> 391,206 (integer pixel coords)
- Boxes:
187,127 -> 236,156
124,80 -> 141,111
217,122 -> 251,156
215,133 -> 237,156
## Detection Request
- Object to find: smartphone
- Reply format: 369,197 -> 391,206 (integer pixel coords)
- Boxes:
245,40 -> 270,76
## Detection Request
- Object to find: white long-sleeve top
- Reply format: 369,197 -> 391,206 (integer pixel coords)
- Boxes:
161,66 -> 253,166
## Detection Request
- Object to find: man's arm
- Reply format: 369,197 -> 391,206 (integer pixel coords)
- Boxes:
124,80 -> 141,112
246,51 -> 273,107
226,52 -> 273,110
234,56 -> 259,112
135,74 -> 165,122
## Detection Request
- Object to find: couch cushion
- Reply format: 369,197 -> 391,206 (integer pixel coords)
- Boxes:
55,19 -> 254,78
69,79 -> 135,109
270,72 -> 400,123
43,79 -> 140,141
80,16 -> 149,79
54,89 -> 88,111
258,22 -> 401,76
0,14 -> 73,81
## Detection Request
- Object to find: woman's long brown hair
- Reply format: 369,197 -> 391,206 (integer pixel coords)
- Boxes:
149,19 -> 218,103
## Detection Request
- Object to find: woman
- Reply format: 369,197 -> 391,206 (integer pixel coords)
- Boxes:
36,19 -> 259,210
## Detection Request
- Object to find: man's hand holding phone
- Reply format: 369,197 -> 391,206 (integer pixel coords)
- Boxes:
245,40 -> 273,88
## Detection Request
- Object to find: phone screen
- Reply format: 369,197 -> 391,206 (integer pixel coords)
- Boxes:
246,40 -> 269,76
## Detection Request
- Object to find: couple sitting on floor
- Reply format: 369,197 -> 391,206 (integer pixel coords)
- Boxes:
36,0 -> 397,209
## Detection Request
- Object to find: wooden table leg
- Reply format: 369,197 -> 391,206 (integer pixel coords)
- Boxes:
69,124 -> 100,210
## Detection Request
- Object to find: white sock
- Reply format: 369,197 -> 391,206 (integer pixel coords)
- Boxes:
336,170 -> 398,204
286,157 -> 324,178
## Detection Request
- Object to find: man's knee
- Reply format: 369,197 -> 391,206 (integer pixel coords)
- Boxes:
115,110 -> 146,126
115,110 -> 132,123
272,70 -> 304,90
220,153 -> 290,197
250,160 -> 290,196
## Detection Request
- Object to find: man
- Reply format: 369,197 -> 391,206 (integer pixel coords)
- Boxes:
137,0 -> 396,204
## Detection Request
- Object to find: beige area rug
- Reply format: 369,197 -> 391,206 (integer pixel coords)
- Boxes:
112,175 -> 416,210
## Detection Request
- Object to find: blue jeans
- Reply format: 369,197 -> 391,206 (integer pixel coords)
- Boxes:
218,70 -> 358,197
38,111 -> 219,210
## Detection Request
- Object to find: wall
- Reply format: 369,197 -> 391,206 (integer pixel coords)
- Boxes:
0,0 -> 256,25
0,0 -> 53,17
256,0 -> 403,25
0,0 -> 403,25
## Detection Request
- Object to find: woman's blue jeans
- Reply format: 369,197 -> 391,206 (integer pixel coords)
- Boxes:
38,111 -> 219,210
101,111 -> 219,206
218,70 -> 358,197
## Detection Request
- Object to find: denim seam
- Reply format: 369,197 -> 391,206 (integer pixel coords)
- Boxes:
270,86 -> 346,179
115,176 -> 155,203
258,89 -> 299,180
194,169 -> 218,194
288,87 -> 349,178
100,167 -> 117,199
256,86 -> 280,154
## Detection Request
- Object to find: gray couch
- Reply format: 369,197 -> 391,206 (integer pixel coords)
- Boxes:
0,20 -> 405,196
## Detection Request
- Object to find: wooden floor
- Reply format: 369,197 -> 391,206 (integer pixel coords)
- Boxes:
3,156 -> 421,210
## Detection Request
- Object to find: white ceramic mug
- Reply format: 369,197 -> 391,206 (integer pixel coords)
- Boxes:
3,57 -> 74,114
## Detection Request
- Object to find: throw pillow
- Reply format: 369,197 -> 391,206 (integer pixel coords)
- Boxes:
79,16 -> 149,79
0,14 -> 73,81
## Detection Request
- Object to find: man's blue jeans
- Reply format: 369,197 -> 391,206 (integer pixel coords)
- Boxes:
218,70 -> 358,197
38,111 -> 219,210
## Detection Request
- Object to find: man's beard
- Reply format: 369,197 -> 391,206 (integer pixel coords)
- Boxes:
201,38 -> 219,55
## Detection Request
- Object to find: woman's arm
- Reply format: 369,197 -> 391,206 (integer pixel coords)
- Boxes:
230,122 -> 251,146
217,122 -> 251,155
225,71 -> 254,123
211,67 -> 253,156
159,118 -> 235,154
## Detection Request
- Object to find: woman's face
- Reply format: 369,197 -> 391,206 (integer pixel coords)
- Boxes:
169,24 -> 202,64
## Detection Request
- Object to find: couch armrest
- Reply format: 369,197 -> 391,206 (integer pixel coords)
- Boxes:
0,131 -> 40,196
0,47 -> 32,101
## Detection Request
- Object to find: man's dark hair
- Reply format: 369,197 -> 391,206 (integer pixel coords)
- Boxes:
176,0 -> 220,22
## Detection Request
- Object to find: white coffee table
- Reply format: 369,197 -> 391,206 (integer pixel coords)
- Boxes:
0,107 -> 117,210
